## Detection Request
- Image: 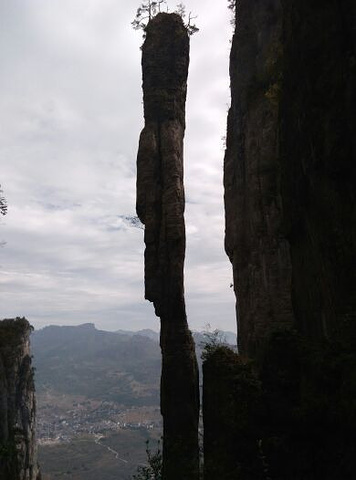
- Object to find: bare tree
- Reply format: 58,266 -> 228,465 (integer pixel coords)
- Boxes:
132,1 -> 199,36
132,1 -> 168,31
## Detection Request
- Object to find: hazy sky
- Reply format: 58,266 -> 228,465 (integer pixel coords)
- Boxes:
0,0 -> 237,333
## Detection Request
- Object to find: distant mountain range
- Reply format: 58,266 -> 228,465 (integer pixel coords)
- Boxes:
31,323 -> 236,406
115,328 -> 159,342
115,327 -> 237,346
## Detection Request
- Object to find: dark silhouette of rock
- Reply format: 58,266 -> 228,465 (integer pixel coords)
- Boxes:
224,0 -> 294,357
279,0 -> 356,340
136,13 -> 200,480
224,0 -> 356,356
213,1 -> 356,478
0,317 -> 40,480
203,347 -> 262,480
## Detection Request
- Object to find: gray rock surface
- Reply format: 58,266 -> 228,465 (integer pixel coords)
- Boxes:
224,0 -> 356,353
224,0 -> 294,356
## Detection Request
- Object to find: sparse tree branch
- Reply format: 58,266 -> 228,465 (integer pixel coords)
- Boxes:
132,1 -> 199,36
186,11 -> 199,35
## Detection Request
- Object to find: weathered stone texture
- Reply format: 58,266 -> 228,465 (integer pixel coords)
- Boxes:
0,318 -> 40,480
224,0 -> 356,352
136,13 -> 199,480
224,0 -> 294,356
214,0 -> 356,477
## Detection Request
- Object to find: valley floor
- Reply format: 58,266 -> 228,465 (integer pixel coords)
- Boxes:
37,391 -> 162,480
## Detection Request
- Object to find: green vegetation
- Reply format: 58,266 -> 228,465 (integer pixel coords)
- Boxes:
200,325 -> 233,361
32,325 -> 161,406
39,430 -> 159,480
132,0 -> 167,30
132,439 -> 162,480
131,1 -> 199,36
0,317 -> 33,348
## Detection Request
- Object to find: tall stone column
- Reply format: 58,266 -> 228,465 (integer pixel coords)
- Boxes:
136,13 -> 200,480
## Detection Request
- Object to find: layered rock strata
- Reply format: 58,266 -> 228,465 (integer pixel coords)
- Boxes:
136,13 -> 199,480
0,317 -> 40,480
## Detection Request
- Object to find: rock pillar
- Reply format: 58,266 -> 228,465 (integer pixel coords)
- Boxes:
136,13 -> 200,480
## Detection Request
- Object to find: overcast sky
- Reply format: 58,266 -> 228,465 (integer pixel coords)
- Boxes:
0,0 -> 236,334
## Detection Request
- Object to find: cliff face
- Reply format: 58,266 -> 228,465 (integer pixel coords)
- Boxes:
136,13 -> 199,480
280,1 -> 356,338
219,1 -> 356,478
0,318 -> 39,480
224,0 -> 356,351
224,0 -> 294,356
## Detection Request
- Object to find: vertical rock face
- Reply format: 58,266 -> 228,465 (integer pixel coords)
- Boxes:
136,13 -> 199,480
224,0 -> 293,356
0,318 -> 39,480
224,0 -> 356,351
280,0 -> 356,338
220,0 -> 356,477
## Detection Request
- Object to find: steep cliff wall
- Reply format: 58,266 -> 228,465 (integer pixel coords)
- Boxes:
136,13 -> 199,480
224,0 -> 293,357
280,1 -> 356,338
218,0 -> 356,478
224,0 -> 356,350
0,317 -> 40,480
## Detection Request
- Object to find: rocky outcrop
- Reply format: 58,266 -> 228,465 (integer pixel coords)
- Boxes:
0,317 -> 40,480
136,13 -> 199,480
